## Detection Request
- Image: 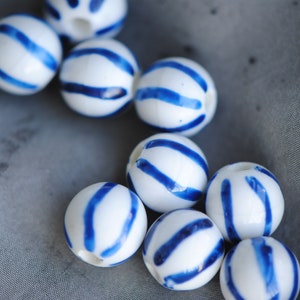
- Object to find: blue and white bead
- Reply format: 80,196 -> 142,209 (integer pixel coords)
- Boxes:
205,162 -> 285,243
44,0 -> 127,43
134,57 -> 217,136
0,14 -> 62,95
143,209 -> 224,291
59,38 -> 140,117
220,237 -> 300,300
64,182 -> 147,267
126,133 -> 209,213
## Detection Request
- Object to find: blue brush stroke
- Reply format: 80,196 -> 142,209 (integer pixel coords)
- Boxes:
0,24 -> 58,71
163,239 -> 224,289
126,173 -> 137,195
154,218 -> 213,266
64,224 -> 73,249
90,0 -> 104,12
221,179 -> 241,242
136,158 -> 202,201
245,176 -> 272,236
144,138 -> 208,178
255,166 -> 279,184
66,47 -> 134,76
0,69 -> 39,90
61,81 -> 127,100
252,238 -> 279,300
144,60 -> 208,92
67,0 -> 79,8
135,87 -> 202,110
95,16 -> 126,36
45,1 -> 61,20
101,191 -> 139,257
84,182 -> 117,252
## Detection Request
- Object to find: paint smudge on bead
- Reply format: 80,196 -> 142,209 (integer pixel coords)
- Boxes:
255,165 -> 279,184
67,0 -> 79,8
45,1 -> 61,20
89,0 -> 104,12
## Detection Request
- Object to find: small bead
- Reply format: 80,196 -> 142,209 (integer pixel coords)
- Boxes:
0,14 -> 62,95
64,182 -> 147,267
44,0 -> 128,43
134,57 -> 217,136
126,133 -> 209,213
220,237 -> 300,300
59,38 -> 140,117
143,209 -> 224,291
205,162 -> 285,243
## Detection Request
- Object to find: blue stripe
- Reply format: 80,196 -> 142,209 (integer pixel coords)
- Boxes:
144,139 -> 208,178
45,2 -> 61,20
0,69 -> 39,90
126,173 -> 137,195
101,191 -> 139,257
96,16 -> 126,36
0,24 -> 58,71
83,182 -> 117,252
163,239 -> 224,289
255,166 -> 279,184
90,0 -> 104,12
67,0 -> 79,8
136,158 -> 202,201
66,47 -> 134,76
245,176 -> 272,236
61,81 -> 127,100
64,224 -> 73,249
144,60 -> 208,92
221,179 -> 241,242
135,87 -> 202,110
154,218 -> 213,266
252,238 -> 279,300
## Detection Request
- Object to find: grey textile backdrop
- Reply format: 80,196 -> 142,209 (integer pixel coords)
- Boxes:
0,1 -> 299,299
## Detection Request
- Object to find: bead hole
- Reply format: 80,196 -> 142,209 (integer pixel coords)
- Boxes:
228,162 -> 254,172
71,18 -> 93,38
77,250 -> 103,266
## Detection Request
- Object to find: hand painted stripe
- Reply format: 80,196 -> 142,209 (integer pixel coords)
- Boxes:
136,158 -> 202,201
144,139 -> 208,178
67,0 -> 79,8
101,191 -> 139,257
163,239 -> 224,289
0,24 -> 58,71
61,81 -> 127,100
144,60 -> 208,92
0,69 -> 39,90
96,16 -> 126,36
245,176 -> 272,236
221,179 -> 241,242
252,238 -> 279,300
154,218 -> 213,266
64,224 -> 73,249
83,182 -> 117,252
135,87 -> 202,110
45,1 -> 61,20
255,166 -> 279,184
90,0 -> 104,12
66,47 -> 134,76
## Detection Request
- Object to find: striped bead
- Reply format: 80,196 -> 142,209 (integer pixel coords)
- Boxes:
44,0 -> 127,43
220,237 -> 300,300
126,133 -> 209,213
143,209 -> 224,291
134,57 -> 217,136
205,162 -> 285,243
64,182 -> 147,267
0,14 -> 62,95
59,38 -> 139,117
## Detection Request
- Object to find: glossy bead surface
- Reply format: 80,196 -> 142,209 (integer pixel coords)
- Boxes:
64,182 -> 147,267
220,237 -> 300,300
134,57 -> 217,136
205,162 -> 285,243
59,38 -> 140,117
126,133 -> 209,213
44,0 -> 127,43
0,14 -> 62,95
143,209 -> 225,291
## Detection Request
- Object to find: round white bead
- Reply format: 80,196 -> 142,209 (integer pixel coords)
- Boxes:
44,0 -> 128,43
133,57 -> 217,136
126,133 -> 209,213
143,209 -> 224,291
205,162 -> 285,243
220,237 -> 300,300
59,38 -> 140,117
0,14 -> 62,95
64,182 -> 148,267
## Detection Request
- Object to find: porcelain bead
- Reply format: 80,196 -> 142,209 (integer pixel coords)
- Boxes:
205,162 -> 285,243
220,237 -> 300,300
0,14 -> 62,95
133,57 -> 217,136
143,209 -> 225,291
59,38 -> 140,117
126,133 -> 209,213
64,182 -> 147,267
44,0 -> 127,43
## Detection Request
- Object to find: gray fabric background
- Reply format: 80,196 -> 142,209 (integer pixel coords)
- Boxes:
0,0 -> 299,299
